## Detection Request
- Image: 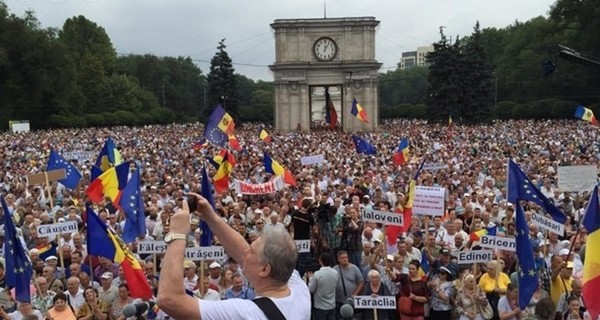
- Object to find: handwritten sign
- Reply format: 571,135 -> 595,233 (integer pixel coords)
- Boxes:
457,250 -> 494,264
353,296 -> 397,310
558,165 -> 597,192
36,221 -> 78,238
480,236 -> 516,252
295,240 -> 311,253
300,154 -> 325,166
362,210 -> 403,226
413,186 -> 446,216
185,246 -> 226,261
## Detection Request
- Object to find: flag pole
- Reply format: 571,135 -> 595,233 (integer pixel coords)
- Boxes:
44,172 -> 65,273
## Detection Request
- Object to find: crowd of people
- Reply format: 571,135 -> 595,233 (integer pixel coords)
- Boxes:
0,118 -> 598,320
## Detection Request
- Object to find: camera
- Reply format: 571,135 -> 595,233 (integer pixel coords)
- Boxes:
186,197 -> 198,213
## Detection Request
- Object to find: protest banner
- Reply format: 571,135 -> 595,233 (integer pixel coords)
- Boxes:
233,176 -> 285,195
423,163 -> 448,171
558,165 -> 597,192
300,154 -> 325,166
413,186 -> 445,216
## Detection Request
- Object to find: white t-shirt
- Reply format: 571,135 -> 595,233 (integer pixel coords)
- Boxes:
199,270 -> 310,320
8,310 -> 43,320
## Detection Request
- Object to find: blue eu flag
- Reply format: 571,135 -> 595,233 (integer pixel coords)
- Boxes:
507,159 -> 566,223
203,106 -> 228,147
46,150 -> 82,189
515,203 -> 538,310
199,167 -> 215,246
351,135 -> 377,155
1,195 -> 33,302
119,166 -> 146,243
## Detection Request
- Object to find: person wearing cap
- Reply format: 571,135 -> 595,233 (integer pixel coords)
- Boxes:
206,262 -> 222,288
550,257 -> 574,305
98,272 -> 118,306
183,260 -> 198,292
429,247 -> 458,279
429,266 -> 455,319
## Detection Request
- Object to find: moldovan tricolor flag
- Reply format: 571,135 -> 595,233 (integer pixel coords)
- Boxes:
582,185 -> 600,320
351,98 -> 369,123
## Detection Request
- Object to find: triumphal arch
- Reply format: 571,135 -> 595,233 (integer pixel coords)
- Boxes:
269,17 -> 381,132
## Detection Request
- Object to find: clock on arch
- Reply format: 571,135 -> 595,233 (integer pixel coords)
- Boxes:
312,37 -> 338,61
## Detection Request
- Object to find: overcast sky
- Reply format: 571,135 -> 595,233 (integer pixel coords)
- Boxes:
5,0 -> 556,81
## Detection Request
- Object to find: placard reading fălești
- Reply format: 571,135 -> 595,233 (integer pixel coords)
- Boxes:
295,240 -> 311,253
353,296 -> 397,310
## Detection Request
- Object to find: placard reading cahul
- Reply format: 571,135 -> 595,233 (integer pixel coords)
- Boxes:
353,296 -> 397,310
185,246 -> 226,261
295,240 -> 311,253
362,210 -> 403,226
480,236 -> 516,252
36,221 -> 78,238
413,186 -> 446,216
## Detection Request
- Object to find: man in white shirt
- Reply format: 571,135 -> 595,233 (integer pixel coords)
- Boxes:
183,260 -> 199,292
65,276 -> 85,311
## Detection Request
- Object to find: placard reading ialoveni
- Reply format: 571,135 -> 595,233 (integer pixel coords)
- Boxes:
353,296 -> 397,310
362,210 -> 403,226
480,236 -> 516,252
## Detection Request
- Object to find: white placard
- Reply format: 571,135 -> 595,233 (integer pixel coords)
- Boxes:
353,296 -> 397,310
480,236 -> 516,252
423,163 -> 448,172
362,210 -> 403,226
61,151 -> 96,162
295,240 -> 311,253
558,165 -> 597,192
300,154 -> 325,166
36,221 -> 78,238
531,213 -> 565,236
413,186 -> 446,216
137,240 -> 167,254
185,246 -> 226,261
457,250 -> 494,264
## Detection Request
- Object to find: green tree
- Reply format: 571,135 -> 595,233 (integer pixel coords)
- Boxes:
207,39 -> 238,118
462,21 -> 494,123
425,28 -> 462,123
58,15 -> 116,114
